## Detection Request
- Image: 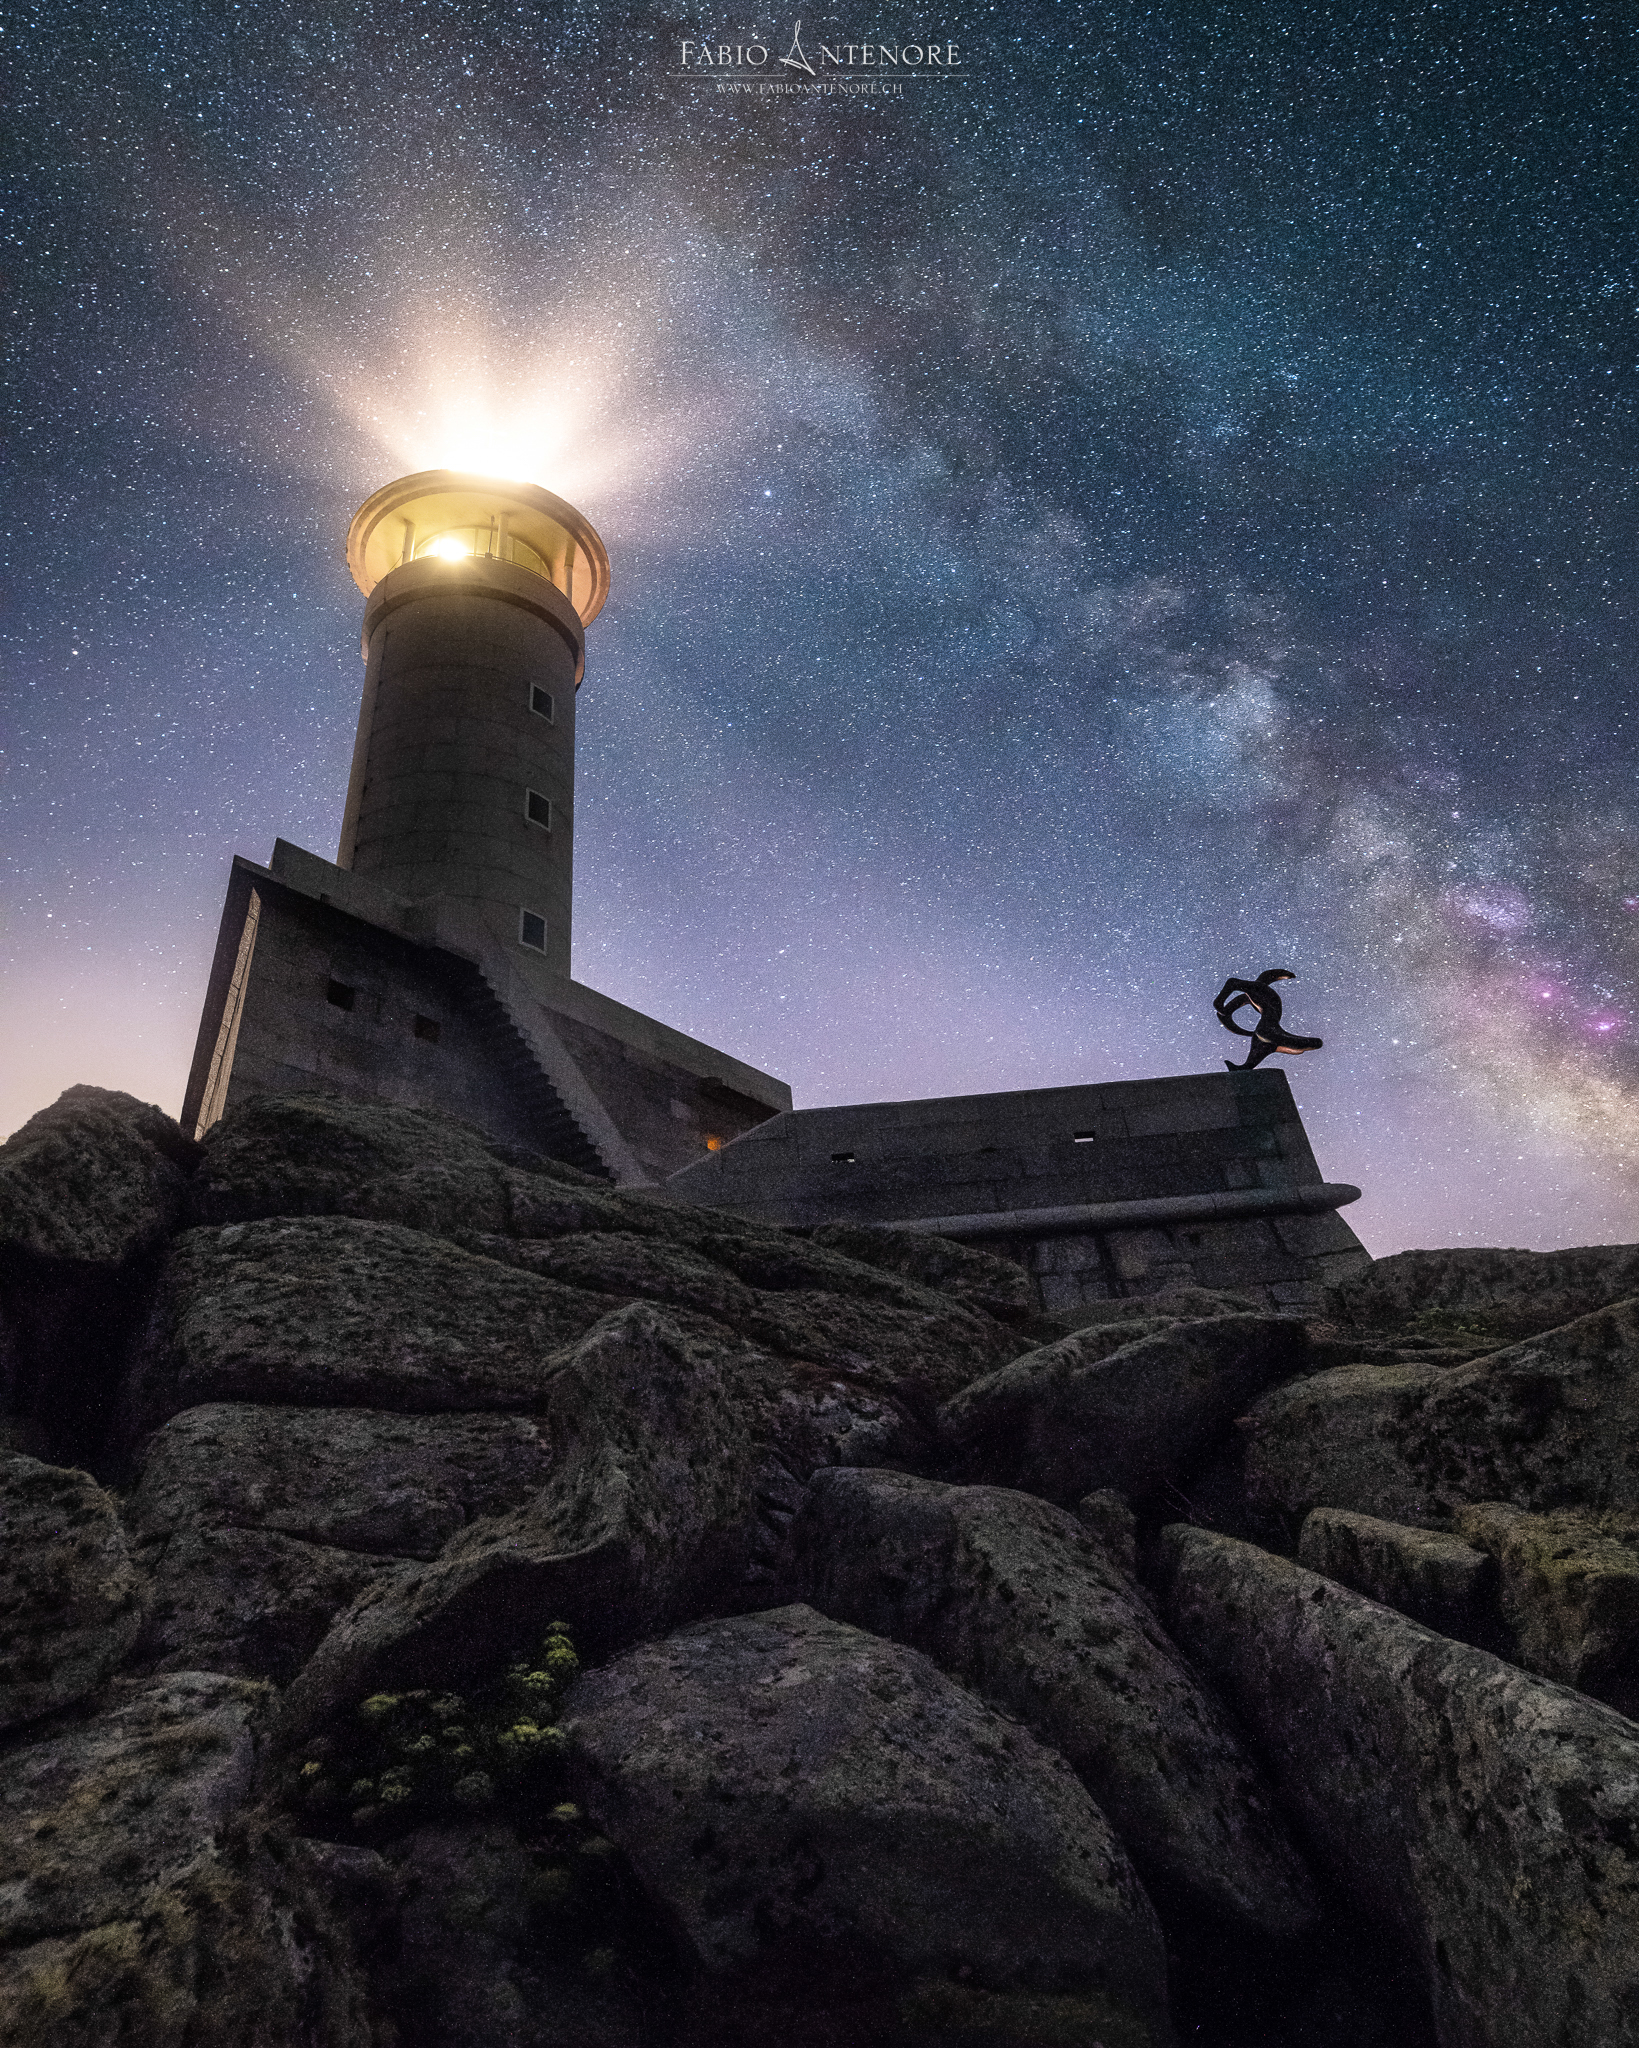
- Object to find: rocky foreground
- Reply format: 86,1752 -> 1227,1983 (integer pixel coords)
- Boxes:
2,1086 -> 1637,2048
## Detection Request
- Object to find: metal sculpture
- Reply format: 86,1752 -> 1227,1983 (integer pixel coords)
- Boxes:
1213,968 -> 1324,1070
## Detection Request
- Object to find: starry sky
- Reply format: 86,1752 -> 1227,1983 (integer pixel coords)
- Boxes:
5,0 -> 1637,1253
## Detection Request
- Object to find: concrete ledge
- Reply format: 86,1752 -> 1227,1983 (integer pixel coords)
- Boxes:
881,1183 -> 1364,1240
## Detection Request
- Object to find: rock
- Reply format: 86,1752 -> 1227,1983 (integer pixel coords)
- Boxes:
125,1218 -> 614,1434
192,1098 -> 1028,1407
124,1405 -> 553,1686
475,1227 -> 1022,1410
1328,1245 -> 1639,1342
808,1221 -> 1037,1323
1158,1524 -> 1639,2048
130,1525 -> 397,1686
1077,1488 -> 1139,1575
941,1315 -> 1311,1506
276,1305 -> 779,1741
0,1086 -> 194,1273
0,1670 -> 268,1946
1455,1503 -> 1639,1718
0,1826 -> 379,2048
129,1403 -> 555,1559
0,1088 -> 196,1467
565,1603 -> 1173,2043
1245,1301 -> 1639,1528
382,1822 -> 664,2048
129,1206 -> 1018,1452
1056,1286 -> 1261,1331
795,1467 -> 1318,1937
0,1452 -> 146,1729
1297,1509 -> 1500,1647
0,1665 -> 375,2041
189,1090 -> 602,1235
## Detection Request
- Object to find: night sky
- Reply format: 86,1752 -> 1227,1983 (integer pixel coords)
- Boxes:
5,2 -> 1637,1254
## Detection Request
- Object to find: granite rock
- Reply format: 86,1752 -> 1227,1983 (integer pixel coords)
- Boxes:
1159,1524 -> 1639,2048
382,1823 -> 661,2048
808,1221 -> 1037,1323
565,1603 -> 1173,2043
795,1467 -> 1318,1937
122,1406 -> 555,1685
475,1226 -> 1022,1409
128,1403 -> 555,1559
0,1451 -> 146,1728
1327,1245 -> 1639,1343
1245,1299 -> 1639,1527
1296,1508 -> 1500,1647
0,1824 -> 379,2048
0,1088 -> 196,1465
126,1218 -> 614,1432
0,1669 -> 269,1947
1055,1286 -> 1261,1331
0,1086 -> 194,1274
189,1090 -> 601,1236
1455,1502 -> 1639,1719
130,1525 -> 397,1685
940,1314 -> 1311,1505
277,1305 -> 780,1738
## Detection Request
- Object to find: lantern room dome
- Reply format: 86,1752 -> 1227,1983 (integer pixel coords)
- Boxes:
345,469 -> 611,626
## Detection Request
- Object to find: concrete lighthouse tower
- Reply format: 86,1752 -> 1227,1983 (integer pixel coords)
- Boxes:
181,471 -> 791,1181
337,471 -> 610,975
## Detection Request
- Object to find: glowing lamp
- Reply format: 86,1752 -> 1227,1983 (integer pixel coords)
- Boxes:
345,469 -> 610,628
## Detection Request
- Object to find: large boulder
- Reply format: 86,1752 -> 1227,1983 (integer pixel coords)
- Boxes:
808,1221 -> 1037,1324
1455,1503 -> 1639,1719
1244,1300 -> 1639,1528
476,1227 -> 1016,1411
380,1822 -> 662,2048
1158,1525 -> 1639,2048
187,1090 -> 602,1235
129,1526 -> 397,1686
128,1210 -> 1018,1455
0,1451 -> 146,1728
191,1097 -> 1028,1395
1296,1509 -> 1500,1648
277,1305 -> 780,1739
128,1403 -> 556,1559
795,1467 -> 1318,1937
0,1088 -> 196,1465
0,1671 -> 268,1949
124,1405 -> 558,1685
0,1087 -> 194,1273
565,1603 -> 1173,2045
940,1314 -> 1311,1505
1328,1245 -> 1639,1341
124,1219 -> 614,1433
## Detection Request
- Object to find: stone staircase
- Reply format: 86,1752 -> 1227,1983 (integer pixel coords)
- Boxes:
460,965 -> 611,1180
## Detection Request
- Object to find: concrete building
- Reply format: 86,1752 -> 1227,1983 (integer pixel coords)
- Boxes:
183,466 -> 1369,1303
669,1070 -> 1369,1311
182,472 -> 792,1182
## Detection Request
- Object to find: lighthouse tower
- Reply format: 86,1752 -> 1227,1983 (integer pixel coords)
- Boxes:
181,472 -> 790,1181
336,471 -> 610,976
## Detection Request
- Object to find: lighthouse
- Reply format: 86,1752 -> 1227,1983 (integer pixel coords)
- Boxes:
181,472 -> 791,1181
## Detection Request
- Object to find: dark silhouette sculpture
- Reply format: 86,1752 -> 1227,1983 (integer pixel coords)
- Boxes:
1213,968 -> 1324,1070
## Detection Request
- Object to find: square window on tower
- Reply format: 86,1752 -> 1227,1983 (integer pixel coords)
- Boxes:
526,789 -> 552,830
530,684 -> 555,722
519,909 -> 547,952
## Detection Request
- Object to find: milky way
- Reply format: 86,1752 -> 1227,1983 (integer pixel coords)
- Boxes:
5,1 -> 1636,1252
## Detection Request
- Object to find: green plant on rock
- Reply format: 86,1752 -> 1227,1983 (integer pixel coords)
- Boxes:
287,1622 -> 580,1837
